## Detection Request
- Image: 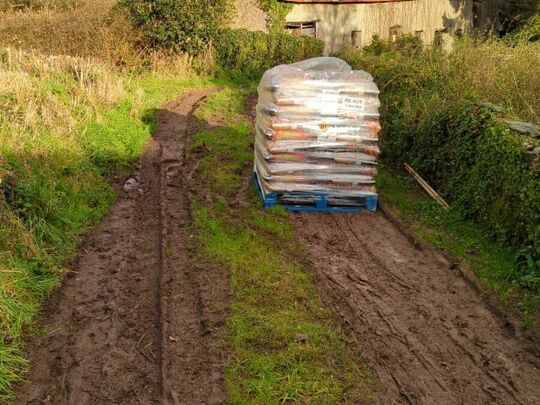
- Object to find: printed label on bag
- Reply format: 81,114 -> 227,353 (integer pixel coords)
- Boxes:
320,98 -> 340,116
319,93 -> 365,117
339,96 -> 365,118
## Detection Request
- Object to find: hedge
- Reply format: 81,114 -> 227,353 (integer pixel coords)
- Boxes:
213,29 -> 325,79
391,104 -> 540,280
340,40 -> 540,286
119,0 -> 233,55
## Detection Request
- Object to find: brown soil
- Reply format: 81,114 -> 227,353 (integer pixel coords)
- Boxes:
291,210 -> 540,404
15,91 -> 230,405
14,90 -> 540,405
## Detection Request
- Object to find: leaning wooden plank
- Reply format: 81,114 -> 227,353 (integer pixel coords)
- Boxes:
404,163 -> 449,210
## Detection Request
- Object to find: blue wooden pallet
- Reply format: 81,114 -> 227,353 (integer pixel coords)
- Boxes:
253,172 -> 378,213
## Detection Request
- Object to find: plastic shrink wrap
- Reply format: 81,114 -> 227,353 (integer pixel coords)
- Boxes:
254,57 -> 381,207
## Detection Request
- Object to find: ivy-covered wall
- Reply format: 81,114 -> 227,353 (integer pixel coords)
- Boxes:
257,0 -> 293,32
232,0 -> 292,32
231,0 -> 267,32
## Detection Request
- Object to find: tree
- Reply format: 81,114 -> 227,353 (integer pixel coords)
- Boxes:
119,0 -> 234,55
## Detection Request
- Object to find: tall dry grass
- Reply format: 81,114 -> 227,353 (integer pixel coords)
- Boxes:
0,0 -> 81,11
449,39 -> 540,124
0,0 -> 141,65
341,37 -> 540,124
0,48 -> 126,154
0,0 -> 205,75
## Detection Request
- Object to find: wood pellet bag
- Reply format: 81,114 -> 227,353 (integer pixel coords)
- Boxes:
254,57 -> 381,199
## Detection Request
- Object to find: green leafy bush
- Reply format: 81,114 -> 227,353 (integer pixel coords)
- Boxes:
257,0 -> 293,32
213,29 -> 324,79
119,0 -> 233,55
340,38 -> 540,289
363,34 -> 422,57
499,0 -> 540,34
509,14 -> 540,43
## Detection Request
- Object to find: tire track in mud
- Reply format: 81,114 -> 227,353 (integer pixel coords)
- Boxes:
292,211 -> 540,404
15,91 -> 229,405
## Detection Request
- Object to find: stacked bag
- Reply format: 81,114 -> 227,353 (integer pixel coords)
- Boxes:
254,57 -> 381,209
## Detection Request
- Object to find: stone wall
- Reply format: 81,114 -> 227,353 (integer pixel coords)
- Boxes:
285,0 -> 498,53
231,0 -> 268,32
229,0 -> 499,53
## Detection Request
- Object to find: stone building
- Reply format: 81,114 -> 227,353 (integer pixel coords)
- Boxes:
232,0 -> 268,32
233,0 -> 499,53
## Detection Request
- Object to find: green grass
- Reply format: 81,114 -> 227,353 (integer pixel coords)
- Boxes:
190,85 -> 380,403
0,53 -> 218,402
191,124 -> 253,192
195,84 -> 256,124
377,168 -> 539,329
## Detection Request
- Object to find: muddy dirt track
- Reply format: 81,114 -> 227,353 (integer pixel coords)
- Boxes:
15,91 -> 229,405
15,91 -> 540,404
292,211 -> 540,404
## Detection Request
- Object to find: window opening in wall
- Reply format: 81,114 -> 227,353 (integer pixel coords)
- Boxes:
389,25 -> 402,41
473,0 -> 482,28
285,21 -> 317,38
351,30 -> 362,48
434,30 -> 444,47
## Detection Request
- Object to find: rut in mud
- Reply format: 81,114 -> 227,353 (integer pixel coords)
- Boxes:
15,91 -> 229,405
14,90 -> 540,405
291,211 -> 540,404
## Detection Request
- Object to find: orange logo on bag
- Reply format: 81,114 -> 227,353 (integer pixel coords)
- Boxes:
319,122 -> 330,132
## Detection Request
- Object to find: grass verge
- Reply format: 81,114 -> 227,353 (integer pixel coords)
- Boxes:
0,49 -> 215,401
190,85 -> 380,403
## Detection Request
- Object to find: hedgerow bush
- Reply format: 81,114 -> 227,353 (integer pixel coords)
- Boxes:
257,0 -> 293,32
340,37 -> 540,288
213,29 -> 324,79
509,14 -> 540,43
119,0 -> 233,55
500,0 -> 540,34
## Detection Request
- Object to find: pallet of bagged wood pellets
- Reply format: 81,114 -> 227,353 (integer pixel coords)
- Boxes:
253,57 -> 380,213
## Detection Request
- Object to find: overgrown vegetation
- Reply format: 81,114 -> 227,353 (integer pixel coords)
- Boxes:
119,0 -> 234,55
0,0 -> 78,11
214,29 -> 324,79
340,34 -> 540,309
0,0 -> 144,66
508,13 -> 540,43
0,1 -> 323,77
191,85 -> 379,403
257,0 -> 293,32
499,0 -> 540,34
0,47 -> 214,401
